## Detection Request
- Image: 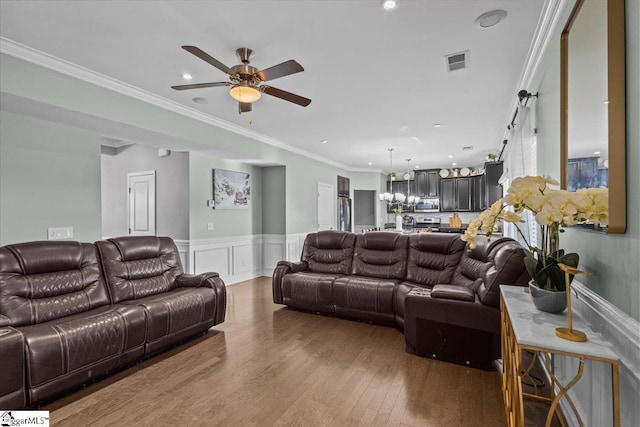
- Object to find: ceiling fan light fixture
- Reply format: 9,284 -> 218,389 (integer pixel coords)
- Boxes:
382,0 -> 398,11
229,85 -> 261,103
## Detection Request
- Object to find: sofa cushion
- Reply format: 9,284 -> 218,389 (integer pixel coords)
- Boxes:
333,276 -> 397,315
301,231 -> 356,275
119,287 -> 215,342
406,234 -> 466,286
96,236 -> 183,303
0,242 -> 110,327
281,272 -> 338,309
19,304 -> 146,393
352,232 -> 408,280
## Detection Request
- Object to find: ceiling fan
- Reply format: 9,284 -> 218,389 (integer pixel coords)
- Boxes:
171,46 -> 311,114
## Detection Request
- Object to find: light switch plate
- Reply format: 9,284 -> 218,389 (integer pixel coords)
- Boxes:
47,227 -> 74,240
207,223 -> 214,231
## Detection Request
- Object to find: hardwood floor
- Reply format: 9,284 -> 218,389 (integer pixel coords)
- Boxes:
45,277 -> 508,426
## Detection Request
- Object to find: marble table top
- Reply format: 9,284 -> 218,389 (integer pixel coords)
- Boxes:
500,285 -> 619,361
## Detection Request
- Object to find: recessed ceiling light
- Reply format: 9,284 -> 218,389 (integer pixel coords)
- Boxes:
452,162 -> 457,166
603,100 -> 610,104
415,165 -> 420,169
448,155 -> 454,158
321,140 -> 328,144
182,73 -> 193,80
368,162 -> 373,166
434,123 -> 443,128
474,10 -> 507,29
594,151 -> 601,155
382,0 -> 398,11
192,97 -> 208,104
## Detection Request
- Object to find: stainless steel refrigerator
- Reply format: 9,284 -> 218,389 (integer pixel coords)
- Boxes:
338,197 -> 351,231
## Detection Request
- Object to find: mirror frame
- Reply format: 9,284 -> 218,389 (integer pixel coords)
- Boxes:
560,0 -> 626,233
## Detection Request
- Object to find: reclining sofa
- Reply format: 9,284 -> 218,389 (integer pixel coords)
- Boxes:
273,231 -> 529,369
0,236 -> 226,409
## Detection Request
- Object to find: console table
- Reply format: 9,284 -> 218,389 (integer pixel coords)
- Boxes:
499,285 -> 620,427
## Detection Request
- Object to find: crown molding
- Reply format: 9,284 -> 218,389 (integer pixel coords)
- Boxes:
0,37 -> 361,172
497,0 -> 570,147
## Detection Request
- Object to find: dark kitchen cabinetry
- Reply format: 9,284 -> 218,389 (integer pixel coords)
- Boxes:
337,175 -> 350,198
414,169 -> 440,198
485,162 -> 503,206
567,157 -> 599,191
472,174 -> 487,211
440,177 -> 471,212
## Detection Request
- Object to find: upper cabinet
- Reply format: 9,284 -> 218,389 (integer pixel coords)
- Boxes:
440,177 -> 471,212
337,175 -> 350,198
413,169 -> 440,198
485,162 -> 503,207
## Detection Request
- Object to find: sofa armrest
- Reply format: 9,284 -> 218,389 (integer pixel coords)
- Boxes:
272,261 -> 308,304
431,284 -> 476,302
176,273 -> 226,324
0,314 -> 11,327
276,260 -> 308,273
175,272 -> 219,288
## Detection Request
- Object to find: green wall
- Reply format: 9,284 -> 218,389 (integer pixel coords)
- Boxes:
0,54 -> 383,241
189,154 -> 263,239
0,112 -> 102,244
262,166 -> 286,235
532,0 -> 640,320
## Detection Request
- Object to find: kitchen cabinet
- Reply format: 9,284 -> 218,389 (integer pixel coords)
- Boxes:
337,175 -> 350,198
567,157 -> 598,191
414,169 -> 440,198
485,161 -> 503,206
440,177 -> 471,212
472,174 -> 487,211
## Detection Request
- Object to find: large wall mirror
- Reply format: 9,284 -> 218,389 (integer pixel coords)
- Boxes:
561,0 -> 626,233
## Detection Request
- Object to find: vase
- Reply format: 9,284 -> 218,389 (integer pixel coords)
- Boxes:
395,215 -> 403,231
529,281 -> 567,313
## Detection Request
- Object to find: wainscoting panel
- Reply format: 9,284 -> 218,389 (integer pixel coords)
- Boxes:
262,234 -> 286,277
174,239 -> 189,273
286,233 -> 307,262
232,244 -> 259,276
193,247 -> 230,277
552,281 -> 640,427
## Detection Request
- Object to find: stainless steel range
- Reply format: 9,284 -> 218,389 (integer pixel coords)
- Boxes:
414,217 -> 442,229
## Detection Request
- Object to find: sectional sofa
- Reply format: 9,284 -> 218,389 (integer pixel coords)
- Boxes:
272,231 -> 530,369
0,236 -> 226,409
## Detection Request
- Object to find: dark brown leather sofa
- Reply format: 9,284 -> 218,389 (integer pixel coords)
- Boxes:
273,231 -> 529,369
0,236 -> 226,409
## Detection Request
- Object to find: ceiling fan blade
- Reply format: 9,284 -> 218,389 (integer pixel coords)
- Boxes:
256,60 -> 304,82
182,45 -> 232,75
171,82 -> 231,90
239,102 -> 252,114
262,86 -> 311,107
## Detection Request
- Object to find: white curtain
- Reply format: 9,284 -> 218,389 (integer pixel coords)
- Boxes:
502,106 -> 537,249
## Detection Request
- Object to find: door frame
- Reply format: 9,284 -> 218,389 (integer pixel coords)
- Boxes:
317,182 -> 335,231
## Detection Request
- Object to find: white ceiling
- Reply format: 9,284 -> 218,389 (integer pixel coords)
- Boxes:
0,0 -> 546,174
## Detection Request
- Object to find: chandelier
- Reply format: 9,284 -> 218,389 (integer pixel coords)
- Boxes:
379,148 -> 419,209
404,158 -> 419,205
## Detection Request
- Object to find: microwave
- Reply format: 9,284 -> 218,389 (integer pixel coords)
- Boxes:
414,198 -> 440,212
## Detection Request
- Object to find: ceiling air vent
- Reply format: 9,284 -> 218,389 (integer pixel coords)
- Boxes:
445,51 -> 469,72
462,145 -> 474,151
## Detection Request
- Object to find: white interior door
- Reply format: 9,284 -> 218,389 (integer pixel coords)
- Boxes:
317,182 -> 335,231
127,170 -> 156,235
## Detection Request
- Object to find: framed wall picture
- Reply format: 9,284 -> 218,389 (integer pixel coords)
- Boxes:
212,169 -> 251,209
